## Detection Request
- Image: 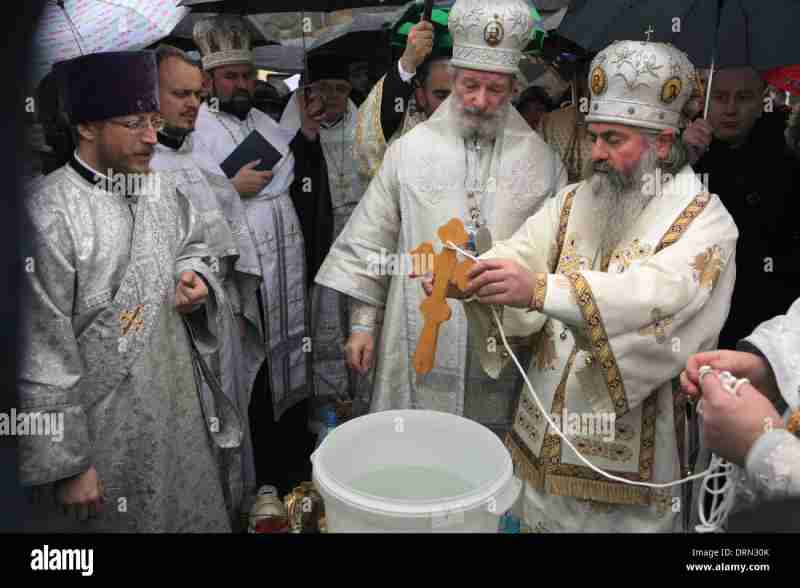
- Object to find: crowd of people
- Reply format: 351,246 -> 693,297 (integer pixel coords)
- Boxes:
18,0 -> 800,533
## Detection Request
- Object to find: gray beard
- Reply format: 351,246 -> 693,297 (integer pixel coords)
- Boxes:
452,92 -> 510,142
584,146 -> 660,259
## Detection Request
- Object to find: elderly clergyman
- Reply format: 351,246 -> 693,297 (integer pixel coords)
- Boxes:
315,0 -> 566,437
435,40 -> 739,532
19,51 -> 238,532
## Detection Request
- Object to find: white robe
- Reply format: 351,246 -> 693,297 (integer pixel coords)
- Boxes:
735,298 -> 800,503
192,104 -> 309,419
19,161 -> 236,532
464,166 -> 738,532
315,96 -> 566,431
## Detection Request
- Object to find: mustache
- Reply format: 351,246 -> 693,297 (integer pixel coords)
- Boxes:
592,161 -> 612,174
462,106 -> 498,120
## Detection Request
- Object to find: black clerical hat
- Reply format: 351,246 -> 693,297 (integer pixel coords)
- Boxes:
54,51 -> 159,125
307,53 -> 354,84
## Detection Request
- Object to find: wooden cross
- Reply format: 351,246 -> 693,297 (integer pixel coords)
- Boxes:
645,26 -> 654,42
411,218 -> 476,375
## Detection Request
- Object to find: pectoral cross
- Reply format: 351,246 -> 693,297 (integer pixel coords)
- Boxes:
120,304 -> 145,336
645,26 -> 654,42
411,218 -> 476,375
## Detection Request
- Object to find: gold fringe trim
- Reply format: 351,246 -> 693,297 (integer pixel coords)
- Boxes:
544,474 -> 652,506
505,432 -> 544,489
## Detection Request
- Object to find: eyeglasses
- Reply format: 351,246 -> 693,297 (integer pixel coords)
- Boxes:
107,116 -> 166,134
315,81 -> 352,97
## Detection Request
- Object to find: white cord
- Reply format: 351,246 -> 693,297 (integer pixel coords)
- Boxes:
443,241 -> 736,528
695,455 -> 738,533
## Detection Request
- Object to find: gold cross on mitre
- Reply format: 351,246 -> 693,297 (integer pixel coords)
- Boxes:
644,25 -> 655,42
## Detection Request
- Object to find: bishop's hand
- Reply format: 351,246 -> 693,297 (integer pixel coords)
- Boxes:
463,259 -> 536,308
421,273 -> 466,299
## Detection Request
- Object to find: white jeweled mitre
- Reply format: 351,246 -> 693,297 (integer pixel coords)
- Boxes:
193,15 -> 253,71
586,40 -> 699,132
448,0 -> 534,75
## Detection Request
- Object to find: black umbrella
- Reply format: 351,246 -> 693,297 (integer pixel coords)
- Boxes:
178,0 -> 411,13
558,0 -> 800,70
303,12 -> 393,58
558,0 -> 800,118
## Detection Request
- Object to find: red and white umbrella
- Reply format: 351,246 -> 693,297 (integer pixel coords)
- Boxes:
31,0 -> 189,86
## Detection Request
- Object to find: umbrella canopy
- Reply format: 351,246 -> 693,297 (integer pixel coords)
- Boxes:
31,0 -> 189,86
303,12 -> 393,57
178,0 -> 411,13
558,0 -> 800,70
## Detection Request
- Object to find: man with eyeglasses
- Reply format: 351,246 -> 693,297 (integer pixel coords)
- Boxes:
19,51 -> 237,532
191,16 -> 315,498
150,44 -> 262,527
279,53 -> 373,419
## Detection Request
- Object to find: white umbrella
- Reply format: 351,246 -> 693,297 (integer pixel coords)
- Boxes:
30,0 -> 189,86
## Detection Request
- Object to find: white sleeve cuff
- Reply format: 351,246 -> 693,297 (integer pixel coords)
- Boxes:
398,60 -> 415,83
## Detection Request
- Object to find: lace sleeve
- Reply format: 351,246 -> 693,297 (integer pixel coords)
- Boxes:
745,429 -> 800,501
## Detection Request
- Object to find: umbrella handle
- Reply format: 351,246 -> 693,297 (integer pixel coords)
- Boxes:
422,0 -> 434,22
703,57 -> 715,120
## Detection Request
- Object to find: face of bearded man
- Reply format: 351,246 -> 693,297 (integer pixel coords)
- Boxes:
583,126 -> 661,258
451,68 -> 514,142
211,64 -> 256,120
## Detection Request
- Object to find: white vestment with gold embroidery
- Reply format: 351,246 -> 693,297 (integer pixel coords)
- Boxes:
465,166 -> 738,531
315,96 -> 566,430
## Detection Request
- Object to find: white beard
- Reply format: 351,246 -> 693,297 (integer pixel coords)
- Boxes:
585,146 -> 660,259
452,91 -> 510,142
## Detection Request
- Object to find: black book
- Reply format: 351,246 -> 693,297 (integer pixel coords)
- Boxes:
219,129 -> 284,179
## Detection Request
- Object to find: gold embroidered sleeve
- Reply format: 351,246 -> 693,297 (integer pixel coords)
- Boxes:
528,273 -> 548,312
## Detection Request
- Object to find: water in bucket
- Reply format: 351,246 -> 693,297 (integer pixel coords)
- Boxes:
349,465 -> 474,500
312,410 -> 522,532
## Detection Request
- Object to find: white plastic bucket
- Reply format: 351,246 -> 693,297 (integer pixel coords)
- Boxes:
311,409 -> 522,533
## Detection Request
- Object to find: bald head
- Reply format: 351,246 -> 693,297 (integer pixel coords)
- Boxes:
707,66 -> 767,146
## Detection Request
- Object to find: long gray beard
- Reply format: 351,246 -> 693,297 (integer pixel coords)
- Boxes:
452,92 -> 510,142
584,146 -> 660,259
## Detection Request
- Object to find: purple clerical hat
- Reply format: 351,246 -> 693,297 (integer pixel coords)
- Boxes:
54,51 -> 159,125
